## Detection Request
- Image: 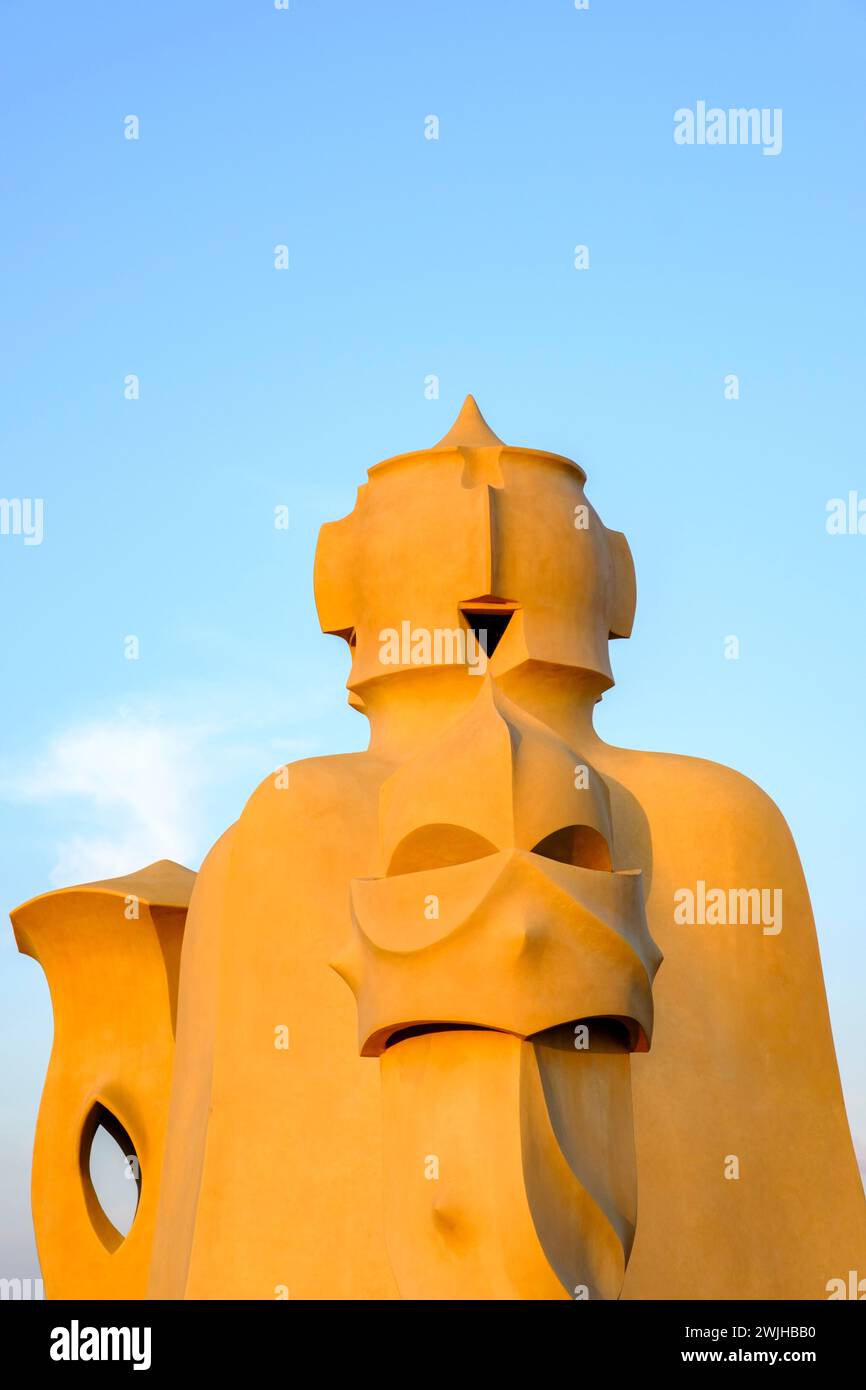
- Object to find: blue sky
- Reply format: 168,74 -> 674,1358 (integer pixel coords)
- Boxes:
1,0 -> 865,1278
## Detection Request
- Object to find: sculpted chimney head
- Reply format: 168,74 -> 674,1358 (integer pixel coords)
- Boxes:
314,396 -> 636,700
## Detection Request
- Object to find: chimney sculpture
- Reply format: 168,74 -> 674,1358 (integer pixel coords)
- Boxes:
13,399 -> 866,1299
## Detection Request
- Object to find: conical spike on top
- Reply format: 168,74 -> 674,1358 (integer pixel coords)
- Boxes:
433,395 -> 504,450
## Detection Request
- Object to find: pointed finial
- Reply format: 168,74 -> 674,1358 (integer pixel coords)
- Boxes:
433,395 -> 504,450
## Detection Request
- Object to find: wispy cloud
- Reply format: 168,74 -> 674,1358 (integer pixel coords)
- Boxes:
1,711 -> 212,886
0,669 -> 349,890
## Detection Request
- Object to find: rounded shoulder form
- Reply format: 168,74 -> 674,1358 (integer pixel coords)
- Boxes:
600,742 -> 803,874
240,750 -> 388,820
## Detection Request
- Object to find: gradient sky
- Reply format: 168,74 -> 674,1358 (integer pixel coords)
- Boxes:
2,0 -> 865,1279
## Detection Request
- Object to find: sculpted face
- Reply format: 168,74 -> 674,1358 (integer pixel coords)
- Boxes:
318,397 -> 661,1299
315,398 -> 637,699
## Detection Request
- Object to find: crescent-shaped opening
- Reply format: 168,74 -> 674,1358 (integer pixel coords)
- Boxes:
531,825 -> 612,872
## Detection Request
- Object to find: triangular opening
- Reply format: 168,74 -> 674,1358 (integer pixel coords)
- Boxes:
459,598 -> 517,657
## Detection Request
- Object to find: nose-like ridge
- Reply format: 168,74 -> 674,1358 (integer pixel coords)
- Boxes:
380,679 -> 615,875
338,848 -> 661,1057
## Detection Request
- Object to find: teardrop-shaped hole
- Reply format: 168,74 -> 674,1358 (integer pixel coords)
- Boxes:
80,1103 -> 141,1250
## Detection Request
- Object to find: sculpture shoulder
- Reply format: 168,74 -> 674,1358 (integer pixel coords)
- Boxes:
190,753 -> 391,900
223,751 -> 391,852
599,742 -> 805,878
